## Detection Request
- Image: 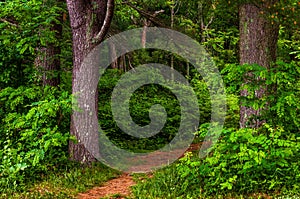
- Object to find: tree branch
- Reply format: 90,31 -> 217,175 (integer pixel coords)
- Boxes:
94,0 -> 114,43
0,18 -> 18,27
204,16 -> 214,30
123,1 -> 168,28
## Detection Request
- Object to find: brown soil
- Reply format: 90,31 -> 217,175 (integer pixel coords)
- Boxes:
77,174 -> 135,199
77,143 -> 201,199
126,143 -> 202,172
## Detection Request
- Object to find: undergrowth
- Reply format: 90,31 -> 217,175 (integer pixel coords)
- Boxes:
0,162 -> 120,199
132,60 -> 300,198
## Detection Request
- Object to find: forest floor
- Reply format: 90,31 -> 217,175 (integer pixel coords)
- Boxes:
76,143 -> 201,199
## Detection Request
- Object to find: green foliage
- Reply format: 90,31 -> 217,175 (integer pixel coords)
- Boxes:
267,0 -> 300,26
113,0 -> 140,30
178,59 -> 300,196
202,27 -> 239,70
222,61 -> 300,133
133,124 -> 300,198
0,86 -> 72,191
194,125 -> 300,195
0,0 -> 299,197
0,0 -> 67,88
133,58 -> 300,198
277,25 -> 300,62
98,69 -> 212,152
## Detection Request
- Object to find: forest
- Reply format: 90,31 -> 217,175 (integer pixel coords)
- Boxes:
0,0 -> 300,198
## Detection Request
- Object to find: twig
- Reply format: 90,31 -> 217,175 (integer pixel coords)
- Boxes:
0,18 -> 18,27
204,16 -> 214,30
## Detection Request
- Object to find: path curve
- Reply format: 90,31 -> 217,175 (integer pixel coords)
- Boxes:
77,143 -> 201,199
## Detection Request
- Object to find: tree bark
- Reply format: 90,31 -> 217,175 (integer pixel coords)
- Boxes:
108,39 -> 118,69
141,18 -> 151,48
239,2 -> 279,128
67,0 -> 114,163
35,14 -> 63,87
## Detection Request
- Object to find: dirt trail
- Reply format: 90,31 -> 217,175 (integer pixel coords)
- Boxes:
77,143 -> 201,199
77,174 -> 135,199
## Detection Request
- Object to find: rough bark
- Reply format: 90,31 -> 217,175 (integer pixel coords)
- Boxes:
239,2 -> 279,128
67,0 -> 114,163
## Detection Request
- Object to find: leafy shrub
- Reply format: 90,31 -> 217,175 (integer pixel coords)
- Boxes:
0,0 -> 66,88
133,124 -> 300,198
222,61 -> 300,134
180,61 -> 300,196
180,125 -> 300,196
0,86 -> 72,191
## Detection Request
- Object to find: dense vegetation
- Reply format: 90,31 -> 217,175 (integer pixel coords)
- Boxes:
0,0 -> 299,198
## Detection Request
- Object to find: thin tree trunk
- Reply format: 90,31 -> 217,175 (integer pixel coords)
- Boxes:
239,2 -> 279,128
108,39 -> 118,69
141,18 -> 151,48
170,0 -> 175,80
35,15 -> 63,87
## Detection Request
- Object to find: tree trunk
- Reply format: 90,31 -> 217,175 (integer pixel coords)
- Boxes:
108,39 -> 118,69
141,18 -> 151,48
35,15 -> 63,87
67,0 -> 114,163
239,2 -> 279,128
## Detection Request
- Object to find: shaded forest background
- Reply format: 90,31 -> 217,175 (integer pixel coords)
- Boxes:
0,0 -> 299,198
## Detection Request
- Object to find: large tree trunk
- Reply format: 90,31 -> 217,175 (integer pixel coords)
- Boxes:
239,2 -> 279,128
67,0 -> 114,163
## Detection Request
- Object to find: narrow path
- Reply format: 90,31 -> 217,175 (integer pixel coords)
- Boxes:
77,143 -> 201,199
77,174 -> 135,199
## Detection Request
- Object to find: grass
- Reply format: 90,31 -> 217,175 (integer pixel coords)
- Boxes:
0,162 -> 120,199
